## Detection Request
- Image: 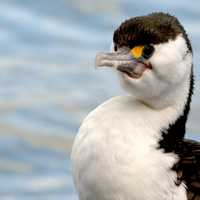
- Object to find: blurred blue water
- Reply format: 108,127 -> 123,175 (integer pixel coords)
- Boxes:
0,0 -> 199,199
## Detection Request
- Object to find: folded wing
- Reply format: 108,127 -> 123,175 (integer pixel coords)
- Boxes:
174,139 -> 200,200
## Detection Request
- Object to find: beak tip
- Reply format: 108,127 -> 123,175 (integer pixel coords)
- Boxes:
96,52 -> 108,68
95,53 -> 102,68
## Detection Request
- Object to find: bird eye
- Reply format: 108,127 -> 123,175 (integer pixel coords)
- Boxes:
142,45 -> 154,59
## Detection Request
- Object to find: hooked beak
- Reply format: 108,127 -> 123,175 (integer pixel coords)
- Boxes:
95,51 -> 152,79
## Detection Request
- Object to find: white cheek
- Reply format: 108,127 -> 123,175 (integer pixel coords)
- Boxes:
150,34 -> 191,84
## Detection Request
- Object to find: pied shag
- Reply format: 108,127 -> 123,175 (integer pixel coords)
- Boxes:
71,12 -> 200,200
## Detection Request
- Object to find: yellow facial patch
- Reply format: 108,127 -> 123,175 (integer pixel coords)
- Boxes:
131,46 -> 145,59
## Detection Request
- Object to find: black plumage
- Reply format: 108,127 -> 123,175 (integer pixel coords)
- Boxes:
174,139 -> 200,200
113,12 -> 192,51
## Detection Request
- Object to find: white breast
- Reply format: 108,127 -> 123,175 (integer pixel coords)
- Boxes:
71,96 -> 187,200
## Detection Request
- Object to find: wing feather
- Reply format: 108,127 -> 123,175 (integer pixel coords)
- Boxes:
173,139 -> 200,200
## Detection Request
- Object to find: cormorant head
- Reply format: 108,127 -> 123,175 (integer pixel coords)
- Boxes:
96,12 -> 193,109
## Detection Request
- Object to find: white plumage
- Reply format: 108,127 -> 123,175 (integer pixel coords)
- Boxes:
72,96 -> 187,200
71,14 -> 193,200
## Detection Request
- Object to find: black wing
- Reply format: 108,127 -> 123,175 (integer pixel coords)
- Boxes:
174,139 -> 200,200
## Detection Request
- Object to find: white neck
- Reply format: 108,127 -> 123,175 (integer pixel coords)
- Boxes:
140,73 -> 191,111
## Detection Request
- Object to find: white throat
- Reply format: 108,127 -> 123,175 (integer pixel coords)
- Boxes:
140,72 -> 191,111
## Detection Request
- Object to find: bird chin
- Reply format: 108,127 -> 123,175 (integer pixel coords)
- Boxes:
117,62 -> 151,80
